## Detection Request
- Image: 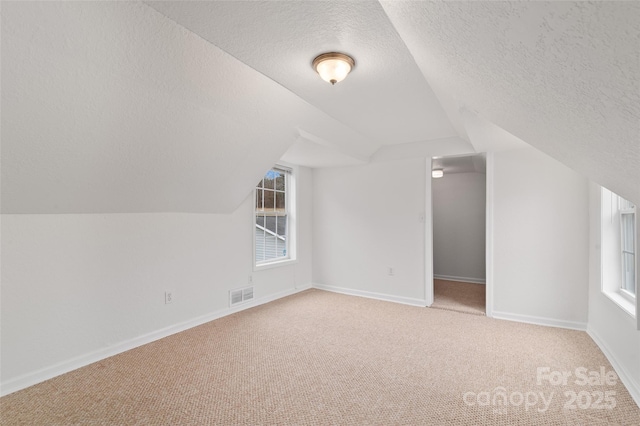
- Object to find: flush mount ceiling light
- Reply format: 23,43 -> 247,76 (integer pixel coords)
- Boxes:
312,52 -> 355,85
432,169 -> 444,178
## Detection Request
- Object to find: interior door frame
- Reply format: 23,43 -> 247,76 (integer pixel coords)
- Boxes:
485,152 -> 494,317
424,153 -> 494,317
424,157 -> 434,306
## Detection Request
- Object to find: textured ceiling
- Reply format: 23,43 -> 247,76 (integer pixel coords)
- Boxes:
1,1 -> 370,213
2,1 -> 638,213
145,0 -> 457,147
381,0 -> 640,204
461,108 -> 529,154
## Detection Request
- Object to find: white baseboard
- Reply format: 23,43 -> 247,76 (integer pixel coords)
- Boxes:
492,310 -> 587,331
312,283 -> 427,307
434,274 -> 486,284
0,285 -> 312,397
294,282 -> 313,291
587,327 -> 640,408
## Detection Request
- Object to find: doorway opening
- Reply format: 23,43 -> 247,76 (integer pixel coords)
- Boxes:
430,154 -> 487,316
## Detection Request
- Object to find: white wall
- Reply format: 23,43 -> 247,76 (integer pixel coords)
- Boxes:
312,158 -> 426,305
0,167 -> 313,394
491,147 -> 589,328
432,172 -> 486,283
586,182 -> 640,405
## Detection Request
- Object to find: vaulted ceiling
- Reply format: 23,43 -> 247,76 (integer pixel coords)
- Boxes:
2,1 -> 638,213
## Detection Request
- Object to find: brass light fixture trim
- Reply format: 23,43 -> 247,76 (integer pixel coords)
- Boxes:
312,52 -> 356,85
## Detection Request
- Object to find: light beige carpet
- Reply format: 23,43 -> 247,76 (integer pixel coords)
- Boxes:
1,289 -> 639,425
432,279 -> 486,316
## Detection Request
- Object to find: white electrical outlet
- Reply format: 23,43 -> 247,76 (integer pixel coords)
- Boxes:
248,275 -> 253,284
388,267 -> 394,276
165,291 -> 174,304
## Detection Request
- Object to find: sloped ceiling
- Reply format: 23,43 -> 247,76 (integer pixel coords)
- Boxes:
145,0 -> 457,147
381,0 -> 640,204
2,1 -> 638,213
0,1 -> 372,213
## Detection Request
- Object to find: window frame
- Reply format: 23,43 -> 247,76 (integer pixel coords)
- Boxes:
600,187 -> 636,318
619,204 -> 636,303
253,164 -> 297,271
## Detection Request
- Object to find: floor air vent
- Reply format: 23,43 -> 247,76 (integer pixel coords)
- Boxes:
230,286 -> 254,307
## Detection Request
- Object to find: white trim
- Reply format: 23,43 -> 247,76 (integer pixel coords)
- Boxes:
425,158 -> 434,306
255,223 -> 285,241
619,288 -> 636,306
253,163 -> 297,269
312,283 -> 427,308
485,152 -> 495,318
253,257 -> 298,272
273,165 -> 293,175
619,207 -> 636,297
433,274 -> 486,284
492,310 -> 587,331
602,289 -> 636,318
0,285 -> 312,397
587,327 -> 640,408
637,199 -> 640,330
294,282 -> 313,291
601,187 -> 637,321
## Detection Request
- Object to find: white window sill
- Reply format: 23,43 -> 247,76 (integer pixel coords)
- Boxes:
254,258 -> 297,272
603,290 -> 636,318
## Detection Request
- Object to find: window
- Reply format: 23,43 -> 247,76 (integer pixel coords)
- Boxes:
620,198 -> 636,299
601,187 -> 636,316
254,166 -> 295,267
